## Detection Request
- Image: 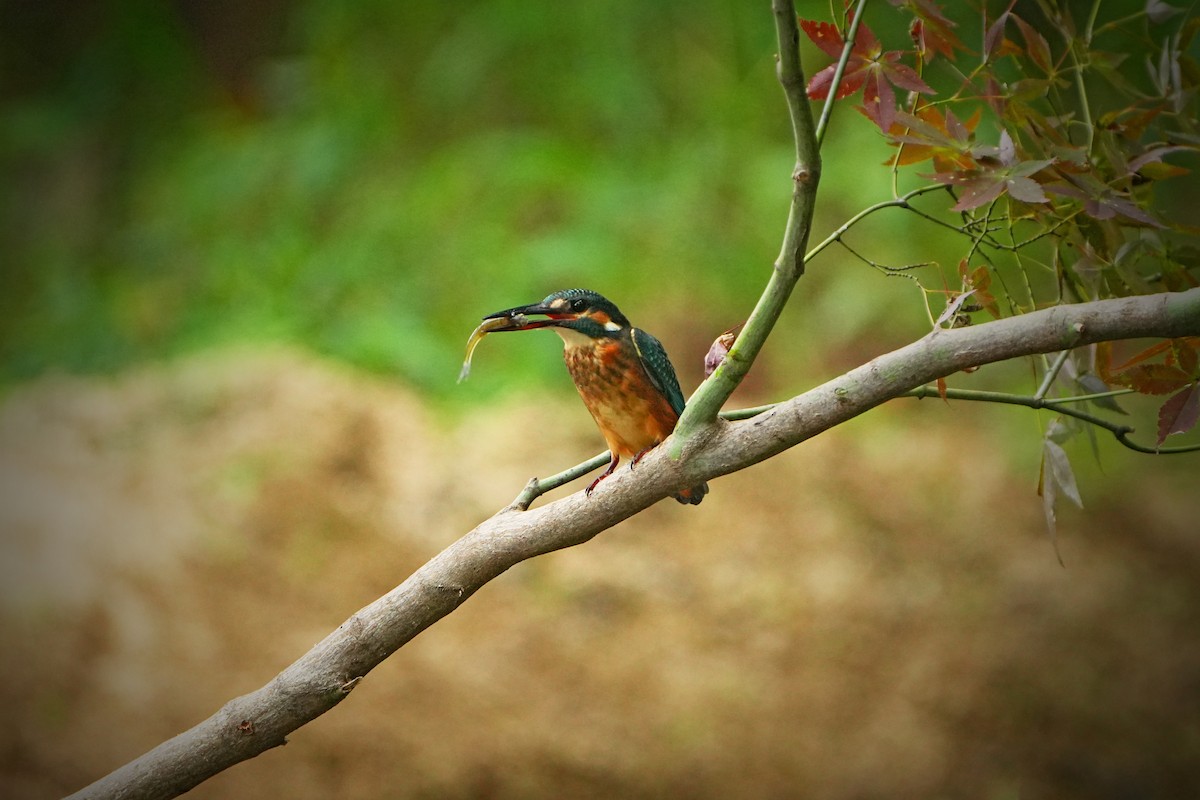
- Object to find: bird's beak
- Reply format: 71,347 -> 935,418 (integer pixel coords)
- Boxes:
480,301 -> 565,331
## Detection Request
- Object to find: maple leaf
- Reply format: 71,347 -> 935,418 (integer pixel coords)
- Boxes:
1170,338 -> 1200,374
1044,171 -> 1165,226
1103,338 -> 1200,397
1096,339 -> 1137,387
1115,363 -> 1194,394
1098,105 -> 1164,142
1157,382 -> 1200,446
983,11 -> 1024,62
927,157 -> 1054,211
1126,144 -> 1196,180
919,127 -> 1056,210
1010,13 -> 1053,74
1039,430 -> 1082,566
887,0 -> 967,61
983,11 -> 1009,61
886,106 -> 983,171
801,19 -> 935,133
1109,339 -> 1174,373
959,262 -> 1000,318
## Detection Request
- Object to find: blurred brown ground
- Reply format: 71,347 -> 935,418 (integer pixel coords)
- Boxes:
1,348 -> 1198,799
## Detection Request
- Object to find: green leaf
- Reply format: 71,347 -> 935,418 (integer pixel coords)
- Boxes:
1077,373 -> 1128,414
1006,175 -> 1048,203
1045,439 -> 1083,509
1039,435 -> 1082,566
1045,417 -> 1074,445
1011,14 -> 1053,74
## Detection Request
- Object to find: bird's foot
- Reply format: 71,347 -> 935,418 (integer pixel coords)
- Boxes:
585,454 -> 620,497
630,446 -> 655,470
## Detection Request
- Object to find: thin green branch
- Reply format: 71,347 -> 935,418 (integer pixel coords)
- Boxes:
804,184 -> 947,263
1001,210 -> 1081,252
1035,349 -> 1072,400
814,0 -> 869,147
511,452 -> 612,510
962,199 -> 997,265
1072,59 -> 1094,151
720,404 -> 775,421
674,0 -> 820,435
1042,388 -> 1135,405
837,239 -> 934,278
800,175 -> 1075,320
1091,10 -> 1149,38
1084,0 -> 1103,44
1056,2 -> 1098,152
905,385 -> 1200,454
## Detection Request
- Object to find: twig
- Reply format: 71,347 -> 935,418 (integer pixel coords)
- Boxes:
1035,349 -> 1072,400
804,184 -> 947,264
511,452 -> 611,510
904,384 -> 1200,454
814,0 -> 869,146
837,238 -> 935,278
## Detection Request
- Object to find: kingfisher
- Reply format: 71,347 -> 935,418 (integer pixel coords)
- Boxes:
482,288 -> 708,505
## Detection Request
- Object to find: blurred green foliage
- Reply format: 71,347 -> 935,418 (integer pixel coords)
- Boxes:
9,0 -> 1192,413
2,0 -> 957,404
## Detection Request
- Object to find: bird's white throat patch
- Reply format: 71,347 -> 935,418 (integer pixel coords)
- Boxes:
553,326 -> 596,349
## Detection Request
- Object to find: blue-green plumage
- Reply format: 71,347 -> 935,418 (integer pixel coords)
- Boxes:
630,327 -> 687,417
482,289 -> 708,505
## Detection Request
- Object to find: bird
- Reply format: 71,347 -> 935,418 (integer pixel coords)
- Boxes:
481,288 -> 708,505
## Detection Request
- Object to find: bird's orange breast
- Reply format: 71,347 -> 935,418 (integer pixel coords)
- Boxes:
563,340 -> 679,458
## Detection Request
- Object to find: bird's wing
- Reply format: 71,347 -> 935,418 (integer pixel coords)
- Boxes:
630,327 -> 687,417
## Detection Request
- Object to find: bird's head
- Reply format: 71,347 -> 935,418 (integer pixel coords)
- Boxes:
482,289 -> 630,343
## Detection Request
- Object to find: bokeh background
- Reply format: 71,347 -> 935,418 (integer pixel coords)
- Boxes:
2,1 -> 1198,797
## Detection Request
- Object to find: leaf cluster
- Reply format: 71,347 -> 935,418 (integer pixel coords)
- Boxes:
802,0 -> 1199,401
798,0 -> 1200,546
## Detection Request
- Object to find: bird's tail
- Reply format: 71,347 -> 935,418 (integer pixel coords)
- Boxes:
673,481 -> 708,506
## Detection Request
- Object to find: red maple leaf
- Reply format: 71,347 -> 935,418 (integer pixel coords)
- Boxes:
801,19 -> 935,132
885,106 -> 983,172
1109,361 -> 1194,395
930,157 -> 1053,211
1044,172 -> 1164,226
888,0 -> 968,61
1157,382 -> 1200,446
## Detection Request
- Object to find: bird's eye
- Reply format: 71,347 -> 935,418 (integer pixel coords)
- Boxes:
570,298 -> 587,312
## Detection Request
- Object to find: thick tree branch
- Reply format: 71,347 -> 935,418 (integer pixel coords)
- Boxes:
695,288 -> 1200,477
68,286 -> 1200,800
